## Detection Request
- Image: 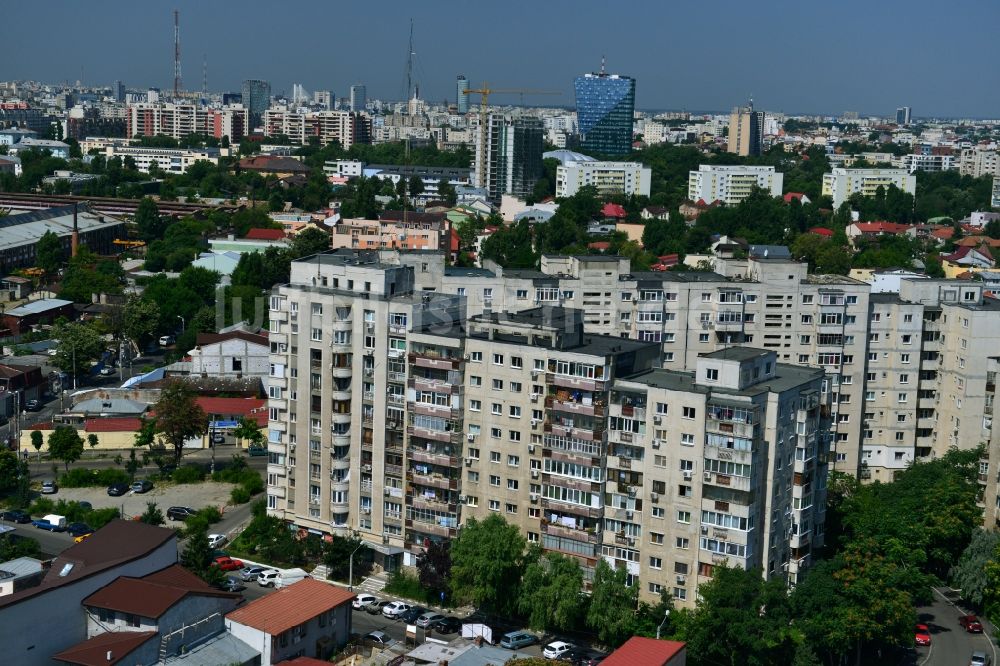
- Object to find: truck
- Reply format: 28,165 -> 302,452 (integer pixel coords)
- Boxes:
32,514 -> 67,531
276,567 -> 310,588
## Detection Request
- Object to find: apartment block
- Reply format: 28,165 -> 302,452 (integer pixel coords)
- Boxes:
687,165 -> 783,206
958,149 -> 1000,178
125,103 -> 248,142
102,144 -> 222,174
980,358 -> 999,528
473,113 -> 544,202
821,168 -> 917,208
993,175 -> 1000,209
329,212 -> 450,252
555,161 -> 651,198
263,108 -> 372,150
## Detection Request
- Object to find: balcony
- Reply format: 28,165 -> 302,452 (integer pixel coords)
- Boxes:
539,497 -> 602,519
406,519 -> 456,538
409,402 -> 459,419
359,480 -> 373,494
331,457 -> 351,471
385,464 -> 403,477
546,396 -> 605,417
408,352 -> 460,371
543,434 -> 604,458
409,494 -> 457,512
407,425 -> 460,444
409,376 -> 460,394
705,418 -> 755,439
705,442 -> 754,466
715,312 -> 744,331
545,372 -> 605,393
541,520 -> 599,543
704,471 -> 751,492
408,448 -> 460,467
544,421 -> 603,442
407,471 -> 459,490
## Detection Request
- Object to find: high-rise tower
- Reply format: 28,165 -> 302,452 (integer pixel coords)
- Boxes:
574,60 -> 635,155
456,75 -> 469,113
350,85 -> 367,112
241,79 -> 271,128
728,100 -> 764,157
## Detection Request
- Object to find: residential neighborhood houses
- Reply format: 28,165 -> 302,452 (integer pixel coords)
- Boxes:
0,5 -> 1000,666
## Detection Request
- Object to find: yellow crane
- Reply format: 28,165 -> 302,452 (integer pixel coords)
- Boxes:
464,83 -> 561,189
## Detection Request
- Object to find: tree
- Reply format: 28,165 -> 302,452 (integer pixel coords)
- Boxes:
0,449 -> 27,493
480,220 -> 536,269
417,540 -> 452,603
36,230 -> 64,274
233,416 -> 265,448
450,514 -> 527,615
951,529 -> 1000,607
30,430 -> 43,454
324,534 -> 372,582
408,175 -> 424,197
134,197 -> 167,241
181,521 -> 225,586
140,502 -> 165,526
47,425 -> 84,472
586,559 -> 638,648
87,433 -> 99,449
517,551 -> 584,632
152,380 -> 209,464
51,322 -> 105,381
437,178 -> 457,206
289,227 -> 332,259
122,295 -> 160,350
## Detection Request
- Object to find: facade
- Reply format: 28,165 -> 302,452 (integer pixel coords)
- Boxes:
899,153 -> 955,173
895,106 -> 912,125
9,138 -> 69,158
727,103 -> 763,157
981,357 -> 1000,528
958,149 -> 1000,178
473,113 -> 544,202
456,75 -> 469,113
349,85 -> 366,112
242,79 -> 271,127
0,205 -> 126,275
103,144 -> 221,174
993,175 -> 1000,209
263,108 -> 372,149
126,103 -> 248,142
329,213 -> 450,252
574,71 -> 636,156
687,165 -> 784,206
556,161 -> 651,198
188,330 -> 270,379
821,168 -> 917,208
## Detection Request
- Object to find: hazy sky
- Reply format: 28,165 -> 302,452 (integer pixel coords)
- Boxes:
5,0 -> 998,118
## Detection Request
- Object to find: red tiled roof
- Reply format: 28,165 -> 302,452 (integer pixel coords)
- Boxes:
853,221 -> 912,234
808,227 -> 834,237
600,637 -> 686,666
226,578 -> 355,636
601,203 -> 627,219
238,156 -> 310,173
196,396 -> 265,417
52,631 -> 158,666
588,241 -> 611,251
957,236 -> 1000,248
84,417 -> 143,433
195,330 -> 269,347
83,564 -> 236,619
450,228 -> 460,253
783,192 -> 807,202
245,227 -> 286,241
929,227 -> 955,239
943,244 -> 994,263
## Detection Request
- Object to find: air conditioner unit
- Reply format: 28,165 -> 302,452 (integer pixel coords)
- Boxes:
289,443 -> 296,452
653,415 -> 662,424
531,371 -> 539,380
384,488 -> 392,496
626,536 -> 636,546
465,458 -> 473,466
625,510 -> 634,520
366,323 -> 375,333
531,418 -> 539,426
627,486 -> 637,497
530,393 -> 539,402
683,470 -> 693,480
652,439 -> 661,449
701,526 -> 709,535
676,575 -> 686,585
531,470 -> 539,478
650,492 -> 659,502
361,508 -> 371,515
467,433 -> 476,442
529,492 -> 539,502
527,444 -> 535,454
704,471 -> 713,481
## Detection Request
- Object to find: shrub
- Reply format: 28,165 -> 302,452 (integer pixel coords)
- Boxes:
384,570 -> 433,603
59,467 -> 130,488
28,497 -> 55,516
88,507 -> 121,528
241,474 -> 264,495
172,464 -> 206,484
230,486 -> 251,504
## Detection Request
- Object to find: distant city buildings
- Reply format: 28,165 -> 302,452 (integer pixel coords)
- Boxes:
241,78 -> 271,127
114,79 -> 125,103
574,66 -> 635,155
728,101 -> 764,156
313,89 -> 333,110
456,74 -> 469,113
993,175 -> 1000,209
959,148 -> 1000,178
473,113 -> 543,202
556,160 -> 651,198
895,106 -> 912,125
822,167 -> 917,208
126,103 -> 248,142
349,84 -> 366,112
688,165 -> 783,205
262,108 -> 371,149
102,144 -> 223,173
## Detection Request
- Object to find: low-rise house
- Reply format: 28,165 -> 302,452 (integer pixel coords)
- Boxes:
187,329 -> 270,379
942,245 -> 995,278
0,556 -> 45,596
846,221 -> 913,245
601,637 -> 687,666
0,362 -> 45,415
225,578 -> 355,666
2,298 -> 76,336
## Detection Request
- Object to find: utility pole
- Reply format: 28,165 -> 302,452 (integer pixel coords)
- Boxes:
405,19 -> 414,102
173,9 -> 182,99
202,54 -> 208,101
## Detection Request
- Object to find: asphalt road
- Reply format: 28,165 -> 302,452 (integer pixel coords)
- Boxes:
918,588 -> 997,666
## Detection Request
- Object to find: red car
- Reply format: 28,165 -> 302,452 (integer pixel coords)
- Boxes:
959,615 -> 984,633
213,556 -> 245,571
915,624 -> 932,646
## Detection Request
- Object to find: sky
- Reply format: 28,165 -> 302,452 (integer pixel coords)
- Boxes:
5,0 -> 999,118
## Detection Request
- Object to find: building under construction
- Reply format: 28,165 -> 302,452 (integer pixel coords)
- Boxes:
0,204 -> 126,274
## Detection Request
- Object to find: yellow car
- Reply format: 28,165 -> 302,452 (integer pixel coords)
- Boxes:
74,532 -> 93,543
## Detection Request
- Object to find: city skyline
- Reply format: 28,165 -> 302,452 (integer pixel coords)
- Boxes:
4,0 -> 999,118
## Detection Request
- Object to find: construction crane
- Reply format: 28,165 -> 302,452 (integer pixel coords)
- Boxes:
464,83 -> 561,188
113,239 -> 146,249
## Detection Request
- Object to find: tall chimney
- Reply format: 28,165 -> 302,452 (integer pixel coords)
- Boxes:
71,202 -> 79,257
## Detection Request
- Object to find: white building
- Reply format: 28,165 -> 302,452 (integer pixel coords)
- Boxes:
187,329 -> 270,379
959,149 -> 1000,178
993,176 -> 1000,209
821,168 -> 917,208
687,165 -> 783,206
899,153 -> 956,173
555,161 -> 651,198
103,144 -> 223,174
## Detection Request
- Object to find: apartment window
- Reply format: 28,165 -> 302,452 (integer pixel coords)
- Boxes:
490,427 -> 502,438
675,537 -> 689,549
800,335 -> 811,344
673,588 -> 688,601
801,315 -> 813,324
493,353 -> 504,365
897,393 -> 908,403
509,406 -> 521,418
895,432 -> 905,442
701,292 -> 712,303
505,503 -> 517,514
511,356 -> 523,369
620,312 -> 631,323
902,334 -> 912,345
534,359 -> 545,371
489,475 -> 500,486
510,381 -> 522,393
310,328 -> 322,341
899,374 -> 909,384
846,295 -> 858,304
682,407 -> 696,419
470,400 -> 481,412
492,379 -> 504,391
471,351 -> 483,362
649,557 -> 663,569
901,353 -> 910,364
516,289 -> 528,300
468,447 -> 480,459
488,500 -> 500,511
470,376 -> 482,387
651,506 -> 665,518
125,613 -> 140,628
801,294 -> 814,304
676,511 -> 691,524
507,479 -> 519,490
508,455 -> 520,467
705,368 -> 719,381
681,433 -> 695,446
491,403 -> 502,415
798,354 -> 809,363
650,532 -> 665,544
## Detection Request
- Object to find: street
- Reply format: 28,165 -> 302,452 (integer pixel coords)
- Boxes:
917,588 -> 998,666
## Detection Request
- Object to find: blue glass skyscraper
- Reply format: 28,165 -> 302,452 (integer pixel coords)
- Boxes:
574,68 -> 635,156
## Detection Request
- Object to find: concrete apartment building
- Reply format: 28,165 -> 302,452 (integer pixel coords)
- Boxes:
899,153 -> 956,173
727,103 -> 764,156
126,103 -> 249,142
472,113 -> 544,202
555,161 -> 652,198
329,212 -> 450,253
958,148 -> 1000,178
262,108 -> 372,150
687,165 -> 784,206
821,168 -> 917,208
993,175 -> 1000,209
980,357 -> 1000,528
102,144 -> 222,174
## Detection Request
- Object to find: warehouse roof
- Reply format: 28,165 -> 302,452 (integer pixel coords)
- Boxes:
0,205 -> 125,251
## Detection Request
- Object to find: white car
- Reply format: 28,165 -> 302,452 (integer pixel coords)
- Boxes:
353,594 -> 378,610
207,534 -> 226,548
257,569 -> 280,587
382,601 -> 410,619
543,641 -> 576,660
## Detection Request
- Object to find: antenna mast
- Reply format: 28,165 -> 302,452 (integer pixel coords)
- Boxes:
202,54 -> 208,100
173,9 -> 182,98
405,19 -> 414,101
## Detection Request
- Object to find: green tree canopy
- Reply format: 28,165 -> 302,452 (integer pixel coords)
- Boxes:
152,381 -> 209,464
52,321 -> 105,379
48,425 -> 85,471
586,559 -> 639,648
450,514 -> 527,616
517,550 -> 584,632
36,230 -> 64,274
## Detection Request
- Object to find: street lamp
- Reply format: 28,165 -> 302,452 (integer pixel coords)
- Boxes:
348,541 -> 365,591
177,315 -> 185,334
656,608 -> 671,640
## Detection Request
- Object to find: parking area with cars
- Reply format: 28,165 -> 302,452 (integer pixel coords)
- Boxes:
31,480 -> 237,518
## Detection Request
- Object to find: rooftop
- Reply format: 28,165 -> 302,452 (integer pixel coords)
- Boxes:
0,205 -> 125,252
52,630 -> 158,666
195,329 -> 269,347
83,564 -> 237,618
225,578 -> 355,636
4,298 -> 73,317
600,637 -> 686,666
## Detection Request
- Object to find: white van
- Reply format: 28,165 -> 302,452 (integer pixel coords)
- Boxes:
159,335 -> 175,346
276,567 -> 310,588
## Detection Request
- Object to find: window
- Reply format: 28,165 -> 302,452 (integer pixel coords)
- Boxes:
507,479 -> 519,490
705,368 -> 719,381
310,328 -> 322,341
488,500 -> 500,511
492,379 -> 503,391
897,393 -> 908,403
491,403 -> 502,415
681,433 -> 695,446
901,353 -> 910,364
509,406 -> 521,418
896,432 -> 905,441
651,506 -> 665,518
505,503 -> 517,514
682,407 -> 696,419
508,455 -> 520,467
490,427 -> 502,438
489,475 -> 500,486
470,351 -> 483,362
125,613 -> 140,628
511,356 -> 523,369
510,381 -> 522,393
470,400 -> 481,412
649,557 -> 663,569
675,537 -> 689,549
650,532 -> 665,544
676,510 -> 691,524
899,374 -> 909,384
902,334 -> 912,345
516,289 -> 528,300
490,451 -> 501,463
470,376 -> 482,387
493,353 -> 504,366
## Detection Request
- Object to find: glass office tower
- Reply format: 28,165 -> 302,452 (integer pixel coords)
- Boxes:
574,71 -> 635,156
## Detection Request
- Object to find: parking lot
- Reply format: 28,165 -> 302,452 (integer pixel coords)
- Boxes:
39,480 -> 238,519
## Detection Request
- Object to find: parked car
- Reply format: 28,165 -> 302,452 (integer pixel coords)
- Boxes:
66,522 -> 92,537
131,480 -> 153,494
25,399 -> 41,411
416,612 -> 445,628
207,534 -> 227,548
211,432 -> 225,445
213,556 -> 244,571
218,576 -> 246,592
99,366 -> 115,376
959,615 -> 984,633
31,514 -> 66,532
382,601 -> 411,619
40,480 -> 58,494
544,642 -> 576,660
915,624 -> 932,646
248,445 -> 268,457
159,335 -> 175,346
167,506 -> 197,521
970,652 -> 991,666
77,501 -> 92,511
400,606 -> 427,624
107,483 -> 128,497
366,600 -> 393,615
432,617 -> 463,634
257,569 -> 280,587
500,631 -> 538,650
363,631 -> 393,646
353,594 -> 378,610
240,565 -> 267,582
560,649 -> 606,666
0,509 -> 31,524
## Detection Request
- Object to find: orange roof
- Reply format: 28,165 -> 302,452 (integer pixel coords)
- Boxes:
957,236 -> 1000,248
588,241 -> 611,251
196,396 -> 265,417
84,417 -> 143,433
853,221 -> 912,234
245,227 -> 286,241
601,637 -> 686,666
808,227 -> 833,237
52,631 -> 158,666
226,578 -> 355,636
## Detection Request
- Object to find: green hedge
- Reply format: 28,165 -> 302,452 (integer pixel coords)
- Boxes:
172,464 -> 206,484
27,498 -> 120,528
59,468 -> 130,488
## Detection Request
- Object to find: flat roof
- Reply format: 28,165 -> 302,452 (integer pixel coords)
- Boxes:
701,347 -> 772,362
444,267 -> 495,278
624,361 -> 823,396
4,298 -> 73,317
0,206 -> 125,252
